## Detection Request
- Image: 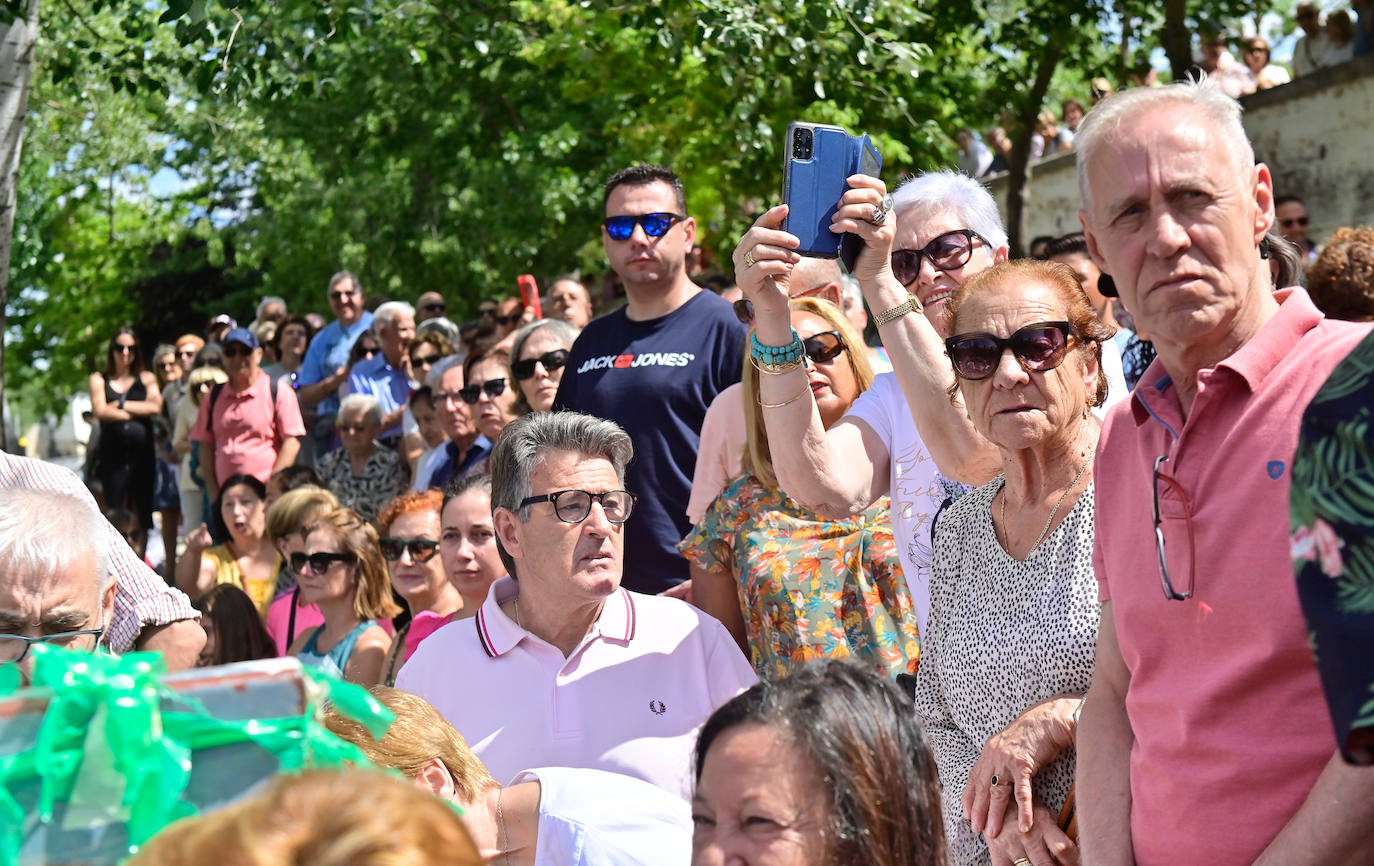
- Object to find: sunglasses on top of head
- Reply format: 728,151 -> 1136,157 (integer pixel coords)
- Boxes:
602,212 -> 686,242
944,321 -> 1079,380
512,349 -> 569,380
458,378 -> 507,404
890,229 -> 990,287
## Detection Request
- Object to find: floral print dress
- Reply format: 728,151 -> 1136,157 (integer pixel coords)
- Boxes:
680,473 -> 920,681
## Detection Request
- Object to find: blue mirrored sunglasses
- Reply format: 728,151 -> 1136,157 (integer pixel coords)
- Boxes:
603,212 -> 685,241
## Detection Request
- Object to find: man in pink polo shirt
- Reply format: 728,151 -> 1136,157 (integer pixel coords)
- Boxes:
397,411 -> 756,798
193,328 -> 305,500
1075,80 -> 1374,864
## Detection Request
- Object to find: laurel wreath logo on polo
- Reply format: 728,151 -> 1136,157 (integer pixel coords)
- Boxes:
649,699 -> 666,715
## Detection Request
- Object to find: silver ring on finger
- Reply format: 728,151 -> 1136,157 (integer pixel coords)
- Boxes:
869,192 -> 894,225
743,249 -> 757,269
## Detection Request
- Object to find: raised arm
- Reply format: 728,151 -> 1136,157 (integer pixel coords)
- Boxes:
830,176 -> 1001,485
733,206 -> 890,519
1076,602 -> 1137,866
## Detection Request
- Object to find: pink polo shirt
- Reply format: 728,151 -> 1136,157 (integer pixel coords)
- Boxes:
1093,289 -> 1372,865
192,371 -> 305,484
395,576 -> 757,798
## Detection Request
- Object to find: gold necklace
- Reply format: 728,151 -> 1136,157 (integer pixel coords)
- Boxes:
497,787 -> 510,866
1000,452 -> 1092,559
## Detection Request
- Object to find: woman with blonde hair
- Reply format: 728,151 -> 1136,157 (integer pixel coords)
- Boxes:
287,507 -> 400,684
128,768 -> 481,866
323,687 -> 690,865
681,297 -> 921,681
262,485 -> 338,654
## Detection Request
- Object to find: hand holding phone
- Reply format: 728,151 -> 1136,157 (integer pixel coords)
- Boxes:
517,274 -> 542,320
782,122 -> 882,272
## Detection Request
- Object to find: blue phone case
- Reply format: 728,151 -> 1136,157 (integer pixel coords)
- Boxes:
783,123 -> 882,261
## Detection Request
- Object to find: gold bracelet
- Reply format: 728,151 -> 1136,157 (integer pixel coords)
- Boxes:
873,292 -> 924,327
758,380 -> 813,408
751,354 -> 806,376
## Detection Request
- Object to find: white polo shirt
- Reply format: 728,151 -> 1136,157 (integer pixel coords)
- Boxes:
396,577 -> 757,799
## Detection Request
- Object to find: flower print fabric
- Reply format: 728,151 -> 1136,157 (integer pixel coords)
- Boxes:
680,473 -> 920,681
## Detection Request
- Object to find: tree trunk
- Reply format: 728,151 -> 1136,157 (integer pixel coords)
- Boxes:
0,0 -> 40,452
1162,0 -> 1192,82
1005,42 -> 1063,258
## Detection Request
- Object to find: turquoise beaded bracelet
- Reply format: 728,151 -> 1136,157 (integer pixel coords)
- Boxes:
750,328 -> 803,365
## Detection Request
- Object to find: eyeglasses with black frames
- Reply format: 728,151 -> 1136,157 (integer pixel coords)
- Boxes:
459,378 -> 507,404
0,625 -> 106,666
512,350 -> 570,381
519,489 -> 636,524
290,551 -> 358,573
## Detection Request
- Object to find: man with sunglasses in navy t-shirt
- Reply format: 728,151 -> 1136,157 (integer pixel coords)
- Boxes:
554,164 -> 746,595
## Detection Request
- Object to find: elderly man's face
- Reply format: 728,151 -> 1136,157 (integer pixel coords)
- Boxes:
0,551 -> 115,682
1080,103 -> 1273,357
416,292 -> 447,322
548,279 -> 593,329
434,365 -> 473,443
328,277 -> 365,327
379,312 -> 415,364
496,451 -> 624,605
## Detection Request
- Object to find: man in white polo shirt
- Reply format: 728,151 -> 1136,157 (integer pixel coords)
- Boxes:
397,411 -> 756,798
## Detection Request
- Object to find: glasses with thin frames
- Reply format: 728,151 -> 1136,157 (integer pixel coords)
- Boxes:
512,350 -> 570,381
519,489 -> 636,524
0,626 -> 106,665
890,229 -> 989,286
945,321 -> 1079,380
1153,455 -> 1196,601
378,537 -> 441,563
603,212 -> 685,242
459,378 -> 507,404
289,551 -> 358,573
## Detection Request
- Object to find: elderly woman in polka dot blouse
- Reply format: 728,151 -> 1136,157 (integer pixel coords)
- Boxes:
915,259 -> 1110,866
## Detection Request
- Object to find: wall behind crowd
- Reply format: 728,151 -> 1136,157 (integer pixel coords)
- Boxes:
990,55 -> 1374,247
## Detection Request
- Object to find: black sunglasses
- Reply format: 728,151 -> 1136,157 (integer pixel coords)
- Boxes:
519,489 -> 636,524
410,352 -> 441,366
289,551 -> 358,573
223,344 -> 255,358
945,321 -> 1078,381
378,537 -> 441,563
890,229 -> 988,287
512,349 -> 570,380
603,212 -> 685,241
494,313 -> 521,326
459,378 -> 507,404
802,331 -> 846,364
421,302 -> 446,313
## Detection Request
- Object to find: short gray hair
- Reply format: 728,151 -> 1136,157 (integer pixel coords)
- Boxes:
489,412 -> 634,578
256,296 -> 287,320
892,170 -> 1009,251
338,393 -> 383,427
416,316 -> 461,348
426,353 -> 466,390
0,489 -> 111,597
328,270 -> 362,295
1076,76 -> 1254,213
840,274 -> 863,311
373,301 -> 416,331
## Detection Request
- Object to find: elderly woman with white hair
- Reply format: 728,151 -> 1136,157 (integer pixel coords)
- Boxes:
316,393 -> 410,521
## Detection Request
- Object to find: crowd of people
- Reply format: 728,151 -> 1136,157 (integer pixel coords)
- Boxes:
4,72 -> 1374,865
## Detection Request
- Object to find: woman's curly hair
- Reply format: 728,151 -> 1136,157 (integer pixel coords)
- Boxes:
1307,226 -> 1374,322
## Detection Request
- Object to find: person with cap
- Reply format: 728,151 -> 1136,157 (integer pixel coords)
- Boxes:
192,327 -> 306,501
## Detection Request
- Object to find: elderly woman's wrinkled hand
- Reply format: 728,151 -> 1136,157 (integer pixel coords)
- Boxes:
984,800 -> 1079,866
962,698 -> 1075,837
733,205 -> 801,334
829,174 -> 898,287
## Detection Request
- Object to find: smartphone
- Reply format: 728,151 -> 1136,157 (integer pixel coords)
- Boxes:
517,274 -> 542,320
782,122 -> 882,270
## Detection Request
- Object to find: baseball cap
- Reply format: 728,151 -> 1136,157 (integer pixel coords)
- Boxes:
222,327 -> 260,349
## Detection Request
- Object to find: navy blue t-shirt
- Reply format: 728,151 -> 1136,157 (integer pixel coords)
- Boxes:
553,290 -> 746,593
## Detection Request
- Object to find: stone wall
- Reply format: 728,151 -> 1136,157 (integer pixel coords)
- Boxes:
984,56 -> 1374,247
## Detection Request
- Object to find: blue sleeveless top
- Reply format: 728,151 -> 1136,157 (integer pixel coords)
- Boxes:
298,619 -> 376,679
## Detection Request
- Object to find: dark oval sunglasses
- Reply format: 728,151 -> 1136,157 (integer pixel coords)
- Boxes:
602,212 -> 685,242
289,551 -> 358,573
459,378 -> 507,404
378,537 -> 441,563
512,349 -> 570,381
944,321 -> 1079,380
890,229 -> 989,287
802,331 -> 846,365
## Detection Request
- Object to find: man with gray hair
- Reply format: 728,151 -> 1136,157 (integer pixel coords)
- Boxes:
250,295 -> 288,331
397,411 -> 755,798
1075,79 -> 1374,865
1,489 -> 118,684
421,354 -> 491,491
297,271 -> 373,457
733,169 -> 1004,630
345,300 -> 417,444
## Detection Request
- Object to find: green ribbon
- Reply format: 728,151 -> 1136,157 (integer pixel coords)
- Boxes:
0,646 -> 395,864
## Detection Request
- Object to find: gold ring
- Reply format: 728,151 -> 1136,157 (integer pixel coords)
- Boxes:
743,250 -> 756,268
1013,859 -> 1033,866
990,774 -> 1013,788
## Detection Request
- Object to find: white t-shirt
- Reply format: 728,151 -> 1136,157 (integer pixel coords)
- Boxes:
844,372 -> 947,629
509,767 -> 692,866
